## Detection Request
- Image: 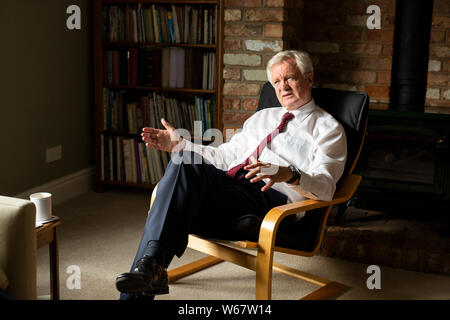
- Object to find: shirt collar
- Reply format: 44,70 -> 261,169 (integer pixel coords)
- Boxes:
287,98 -> 316,123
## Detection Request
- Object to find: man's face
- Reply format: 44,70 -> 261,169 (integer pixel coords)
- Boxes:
270,59 -> 313,111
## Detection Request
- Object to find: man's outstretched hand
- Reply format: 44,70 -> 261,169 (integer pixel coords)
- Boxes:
141,118 -> 185,153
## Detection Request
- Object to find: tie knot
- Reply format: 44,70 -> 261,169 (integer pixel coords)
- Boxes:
277,112 -> 294,131
283,112 -> 294,121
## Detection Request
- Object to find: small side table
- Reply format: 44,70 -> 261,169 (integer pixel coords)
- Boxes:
36,219 -> 61,300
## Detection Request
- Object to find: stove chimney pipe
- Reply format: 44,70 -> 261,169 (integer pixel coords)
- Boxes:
390,0 -> 434,112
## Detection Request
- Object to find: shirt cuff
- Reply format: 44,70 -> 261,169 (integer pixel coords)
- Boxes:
287,170 -> 334,202
182,138 -> 194,152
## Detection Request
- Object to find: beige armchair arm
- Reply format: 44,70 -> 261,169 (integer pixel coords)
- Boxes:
0,196 -> 37,299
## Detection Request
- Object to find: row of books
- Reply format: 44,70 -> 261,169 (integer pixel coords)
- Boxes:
100,135 -> 170,184
103,47 -> 215,90
103,4 -> 217,44
103,89 -> 216,134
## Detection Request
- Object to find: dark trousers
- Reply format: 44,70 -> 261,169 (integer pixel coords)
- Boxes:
120,151 -> 287,300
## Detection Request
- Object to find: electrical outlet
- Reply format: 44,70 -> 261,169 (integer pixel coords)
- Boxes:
46,145 -> 62,163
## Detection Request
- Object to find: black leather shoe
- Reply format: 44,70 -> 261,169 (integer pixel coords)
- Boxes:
115,256 -> 169,295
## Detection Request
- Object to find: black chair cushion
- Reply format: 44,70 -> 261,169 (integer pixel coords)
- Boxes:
195,212 -> 321,252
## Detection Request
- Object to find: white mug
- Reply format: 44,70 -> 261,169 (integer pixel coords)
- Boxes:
30,192 -> 52,222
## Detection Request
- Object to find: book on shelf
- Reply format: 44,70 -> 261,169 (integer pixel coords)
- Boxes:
191,6 -> 198,44
175,48 -> 185,88
109,137 -> 114,181
134,139 -> 141,184
104,47 -> 214,90
119,50 -> 128,85
126,102 -> 141,134
169,47 -> 177,88
183,6 -> 190,43
103,4 -> 217,45
103,49 -> 134,86
138,47 -> 162,87
101,134 -> 172,185
191,49 -> 203,89
184,48 -> 193,88
129,47 -> 138,86
116,136 -> 123,181
167,10 -> 175,43
100,134 -> 105,181
103,88 -> 215,136
159,6 -> 169,43
122,138 -> 133,183
138,142 -> 148,183
171,4 -> 181,44
168,47 -> 185,88
151,5 -> 161,43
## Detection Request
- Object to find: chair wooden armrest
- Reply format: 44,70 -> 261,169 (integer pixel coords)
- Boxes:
259,173 -> 362,242
255,173 -> 361,299
236,174 -> 362,250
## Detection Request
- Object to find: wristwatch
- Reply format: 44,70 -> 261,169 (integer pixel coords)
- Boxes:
286,164 -> 301,184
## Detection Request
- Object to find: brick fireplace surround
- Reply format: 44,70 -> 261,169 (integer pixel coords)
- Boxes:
221,0 -> 450,276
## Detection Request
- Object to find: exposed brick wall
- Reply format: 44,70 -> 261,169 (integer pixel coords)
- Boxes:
426,0 -> 450,114
221,0 -> 450,129
222,0 -> 303,130
304,0 -> 395,105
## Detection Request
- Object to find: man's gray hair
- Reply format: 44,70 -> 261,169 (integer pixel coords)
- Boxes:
266,50 -> 314,85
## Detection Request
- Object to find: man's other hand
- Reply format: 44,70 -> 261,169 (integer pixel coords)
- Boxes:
243,156 -> 297,192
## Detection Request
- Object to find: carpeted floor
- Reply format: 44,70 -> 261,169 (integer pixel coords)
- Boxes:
36,188 -> 450,300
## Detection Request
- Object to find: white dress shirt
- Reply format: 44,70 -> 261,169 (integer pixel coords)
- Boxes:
183,99 -> 347,208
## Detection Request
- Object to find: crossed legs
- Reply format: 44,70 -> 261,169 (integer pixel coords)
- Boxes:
117,151 -> 287,300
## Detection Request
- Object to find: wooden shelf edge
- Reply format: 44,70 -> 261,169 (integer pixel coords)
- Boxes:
101,130 -> 215,141
104,41 -> 217,48
98,180 -> 156,189
104,85 -> 216,94
103,0 -> 219,4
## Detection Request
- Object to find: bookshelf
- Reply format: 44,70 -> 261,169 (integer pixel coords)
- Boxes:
93,0 -> 224,190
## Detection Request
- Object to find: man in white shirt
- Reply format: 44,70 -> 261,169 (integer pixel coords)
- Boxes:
116,50 -> 347,300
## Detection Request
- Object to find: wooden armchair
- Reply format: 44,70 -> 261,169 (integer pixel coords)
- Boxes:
150,84 -> 369,300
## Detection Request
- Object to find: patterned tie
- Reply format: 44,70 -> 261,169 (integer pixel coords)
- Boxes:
226,112 -> 295,180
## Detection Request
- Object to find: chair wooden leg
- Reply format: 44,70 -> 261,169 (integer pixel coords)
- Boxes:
255,220 -> 278,300
301,281 -> 350,300
255,249 -> 273,300
168,256 -> 224,283
272,262 -> 329,286
170,236 -> 350,300
187,235 -> 257,270
272,262 -> 350,299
